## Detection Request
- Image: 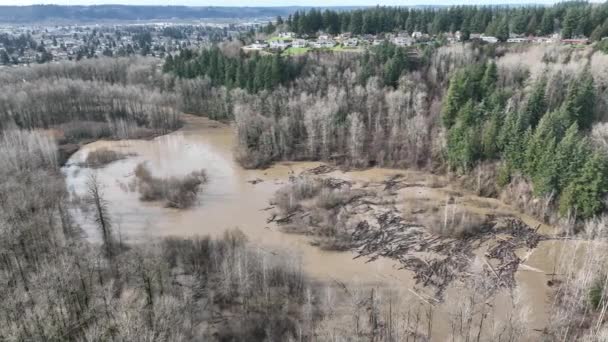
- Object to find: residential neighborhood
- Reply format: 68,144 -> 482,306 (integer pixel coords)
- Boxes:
0,22 -> 255,65
242,28 -> 594,56
0,18 -> 598,67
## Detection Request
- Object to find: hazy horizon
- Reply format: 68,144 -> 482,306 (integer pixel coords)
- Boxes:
0,1 -> 591,7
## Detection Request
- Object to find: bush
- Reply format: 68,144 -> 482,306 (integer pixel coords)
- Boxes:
424,204 -> 492,238
84,148 -> 128,168
588,276 -> 607,310
315,188 -> 354,209
273,177 -> 322,213
134,163 -> 208,209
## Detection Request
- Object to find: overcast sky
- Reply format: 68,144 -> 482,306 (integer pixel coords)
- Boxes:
0,0 -> 587,6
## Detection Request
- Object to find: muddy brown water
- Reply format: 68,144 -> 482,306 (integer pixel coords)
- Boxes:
62,114 -> 562,340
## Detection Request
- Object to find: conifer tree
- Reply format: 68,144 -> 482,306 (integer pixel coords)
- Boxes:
524,76 -> 547,128
480,62 -> 498,97
442,71 -> 467,128
560,152 -> 608,218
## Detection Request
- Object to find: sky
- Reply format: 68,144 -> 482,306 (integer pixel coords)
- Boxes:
0,0 -> 585,6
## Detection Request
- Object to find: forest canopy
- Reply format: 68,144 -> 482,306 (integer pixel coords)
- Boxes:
272,1 -> 608,40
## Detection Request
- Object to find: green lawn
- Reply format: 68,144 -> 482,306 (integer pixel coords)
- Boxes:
331,45 -> 364,53
281,45 -> 365,56
283,47 -> 310,56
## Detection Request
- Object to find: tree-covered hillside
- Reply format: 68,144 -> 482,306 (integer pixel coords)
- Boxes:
274,1 -> 608,40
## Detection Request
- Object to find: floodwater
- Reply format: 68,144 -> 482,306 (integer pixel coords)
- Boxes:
63,115 -> 411,285
63,114 -> 561,340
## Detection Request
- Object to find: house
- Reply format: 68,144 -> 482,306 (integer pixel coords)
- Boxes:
343,38 -> 358,47
446,31 -> 462,44
292,39 -> 307,48
372,39 -> 385,46
312,39 -> 336,48
339,32 -> 352,39
470,33 -> 482,40
318,34 -> 332,40
245,41 -> 269,50
278,32 -> 296,39
507,37 -> 529,43
562,38 -> 589,45
412,31 -> 424,39
269,39 -> 292,49
532,36 -> 550,43
480,35 -> 499,43
392,36 -> 414,47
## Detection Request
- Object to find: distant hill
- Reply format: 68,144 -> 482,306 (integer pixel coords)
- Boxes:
0,5 -> 363,24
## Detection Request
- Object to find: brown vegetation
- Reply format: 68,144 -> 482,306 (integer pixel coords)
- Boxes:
134,163 -> 208,209
83,148 -> 130,168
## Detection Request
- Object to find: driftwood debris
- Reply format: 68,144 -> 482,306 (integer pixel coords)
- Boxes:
302,165 -> 336,175
351,213 -> 545,297
270,173 -> 547,300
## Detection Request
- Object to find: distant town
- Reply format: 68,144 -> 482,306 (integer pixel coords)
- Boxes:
0,22 -> 260,66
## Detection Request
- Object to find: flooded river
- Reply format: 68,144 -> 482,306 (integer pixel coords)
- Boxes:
63,115 -> 411,285
63,114 -> 560,340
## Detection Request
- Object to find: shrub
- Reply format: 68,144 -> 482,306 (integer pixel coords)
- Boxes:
273,177 -> 322,213
84,148 -> 128,168
134,163 -> 208,209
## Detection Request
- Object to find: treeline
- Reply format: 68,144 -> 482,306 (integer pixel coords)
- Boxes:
163,47 -> 306,93
231,44 -> 477,168
0,56 -> 170,86
0,78 -> 179,131
167,41 -> 428,119
0,57 -> 181,143
442,56 -> 607,219
276,2 -> 608,40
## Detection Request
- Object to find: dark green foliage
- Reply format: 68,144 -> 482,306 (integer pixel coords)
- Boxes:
524,76 -> 547,128
265,2 -> 608,40
446,112 -> 481,172
480,62 -> 498,97
559,152 -> 608,218
588,276 -> 607,310
378,44 -> 412,87
442,70 -> 467,128
443,62 -> 496,168
481,110 -> 500,159
164,47 -> 305,93
444,58 -> 606,219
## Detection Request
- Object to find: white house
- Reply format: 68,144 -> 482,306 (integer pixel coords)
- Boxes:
507,37 -> 529,43
269,39 -> 292,49
412,31 -> 424,39
312,39 -> 336,48
278,32 -> 296,39
480,35 -> 499,43
392,36 -> 414,47
292,39 -> 308,48
318,34 -> 332,40
343,38 -> 358,47
245,41 -> 269,50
